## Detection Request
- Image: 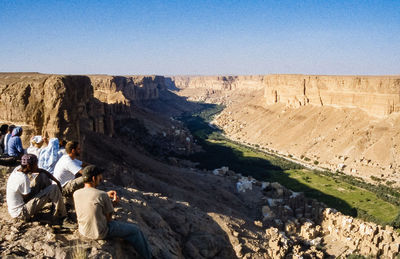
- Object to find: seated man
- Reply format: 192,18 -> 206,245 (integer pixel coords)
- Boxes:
53,141 -> 86,196
27,135 -> 44,157
8,126 -> 24,158
3,125 -> 15,156
73,166 -> 151,259
0,124 -> 9,154
6,154 -> 66,221
38,138 -> 62,174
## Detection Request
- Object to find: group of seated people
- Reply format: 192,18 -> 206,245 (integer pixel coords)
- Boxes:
0,124 -> 67,168
4,126 -> 151,259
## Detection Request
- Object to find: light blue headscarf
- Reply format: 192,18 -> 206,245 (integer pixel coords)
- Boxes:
38,138 -> 60,173
11,127 -> 22,137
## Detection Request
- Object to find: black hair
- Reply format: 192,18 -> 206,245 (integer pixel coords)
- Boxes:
0,124 -> 8,135
8,125 -> 15,133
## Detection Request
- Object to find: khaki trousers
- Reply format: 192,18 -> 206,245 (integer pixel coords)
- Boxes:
19,184 -> 67,220
62,176 -> 84,197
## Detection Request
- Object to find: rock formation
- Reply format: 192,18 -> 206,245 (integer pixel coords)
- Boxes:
263,75 -> 400,118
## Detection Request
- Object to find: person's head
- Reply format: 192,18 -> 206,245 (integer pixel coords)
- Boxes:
0,124 -> 8,135
82,165 -> 103,187
20,154 -> 38,173
11,127 -> 23,137
8,125 -> 15,134
31,136 -> 44,148
65,141 -> 80,156
59,139 -> 66,148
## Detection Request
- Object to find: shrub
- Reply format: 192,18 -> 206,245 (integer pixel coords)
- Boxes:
370,175 -> 382,182
386,180 -> 396,186
313,160 -> 319,165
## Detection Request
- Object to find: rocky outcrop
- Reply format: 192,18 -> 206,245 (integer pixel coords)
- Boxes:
210,168 -> 400,258
90,75 -> 166,104
0,73 -> 193,155
321,209 -> 400,258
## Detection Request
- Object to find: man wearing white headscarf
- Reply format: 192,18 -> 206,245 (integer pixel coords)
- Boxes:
27,136 -> 44,157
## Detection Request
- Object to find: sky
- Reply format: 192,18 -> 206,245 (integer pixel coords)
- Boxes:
0,0 -> 399,76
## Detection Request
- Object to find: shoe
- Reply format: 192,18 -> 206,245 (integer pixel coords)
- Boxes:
52,217 -> 76,229
61,218 -> 77,229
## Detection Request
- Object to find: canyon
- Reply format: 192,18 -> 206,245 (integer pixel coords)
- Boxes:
172,74 -> 400,186
0,73 -> 399,258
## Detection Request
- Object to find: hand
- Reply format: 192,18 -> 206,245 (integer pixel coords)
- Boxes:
107,190 -> 119,204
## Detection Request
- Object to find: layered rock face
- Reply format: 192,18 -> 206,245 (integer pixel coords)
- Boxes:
171,75 -> 265,91
170,75 -> 265,104
91,75 -> 165,104
0,73 -> 170,144
264,75 -> 400,118
172,74 -> 400,118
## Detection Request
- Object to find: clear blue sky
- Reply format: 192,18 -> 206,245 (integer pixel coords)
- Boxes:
0,0 -> 399,75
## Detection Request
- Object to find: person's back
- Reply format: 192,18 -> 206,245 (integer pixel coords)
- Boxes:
53,154 -> 82,187
38,138 -> 61,174
6,154 -> 66,221
6,166 -> 30,218
8,127 -> 24,158
74,166 -> 151,259
74,187 -> 113,239
4,125 -> 15,156
53,141 -> 84,197
0,124 -> 9,154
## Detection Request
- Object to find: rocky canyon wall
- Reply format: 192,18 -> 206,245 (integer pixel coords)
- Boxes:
0,73 -> 166,144
171,74 -> 400,118
170,75 -> 265,91
264,74 -> 400,118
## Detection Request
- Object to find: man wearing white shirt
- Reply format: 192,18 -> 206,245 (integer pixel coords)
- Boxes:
53,141 -> 86,196
6,154 -> 66,220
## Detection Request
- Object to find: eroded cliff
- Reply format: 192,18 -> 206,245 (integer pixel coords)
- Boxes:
0,73 -> 187,147
264,74 -> 400,118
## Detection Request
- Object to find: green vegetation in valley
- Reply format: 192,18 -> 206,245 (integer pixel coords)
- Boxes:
179,104 -> 400,226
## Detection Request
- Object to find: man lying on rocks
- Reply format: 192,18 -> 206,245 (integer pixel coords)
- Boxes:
74,165 -> 152,259
53,141 -> 87,197
6,154 -> 67,221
